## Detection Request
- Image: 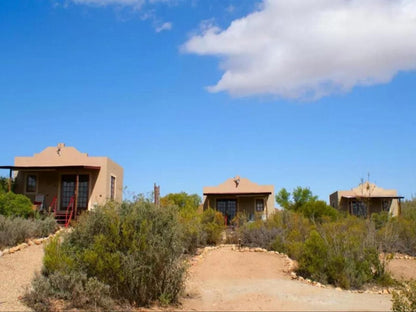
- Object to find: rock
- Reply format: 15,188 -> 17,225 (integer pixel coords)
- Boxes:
27,240 -> 34,246
335,287 -> 342,292
34,239 -> 42,245
290,272 -> 297,279
3,248 -> 9,255
20,243 -> 28,249
9,247 -> 17,254
383,289 -> 389,294
298,276 -> 304,282
306,279 -> 312,284
0,251 -> 3,257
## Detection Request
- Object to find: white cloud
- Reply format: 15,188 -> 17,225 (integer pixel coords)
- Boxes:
155,21 -> 172,32
71,0 -> 145,8
183,0 -> 416,100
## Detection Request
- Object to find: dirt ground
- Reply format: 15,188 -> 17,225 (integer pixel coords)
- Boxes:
0,244 -> 44,312
180,246 -> 392,311
387,258 -> 416,281
2,243 -> 416,311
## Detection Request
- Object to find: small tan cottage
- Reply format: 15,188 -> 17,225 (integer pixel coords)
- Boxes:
329,182 -> 403,217
203,177 -> 275,224
1,143 -> 123,218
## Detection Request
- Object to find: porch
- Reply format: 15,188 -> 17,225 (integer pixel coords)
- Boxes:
0,165 -> 100,224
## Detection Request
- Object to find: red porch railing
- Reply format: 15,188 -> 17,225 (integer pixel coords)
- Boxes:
53,196 -> 75,228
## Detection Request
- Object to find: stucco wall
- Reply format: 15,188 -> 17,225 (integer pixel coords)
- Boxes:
13,144 -> 123,210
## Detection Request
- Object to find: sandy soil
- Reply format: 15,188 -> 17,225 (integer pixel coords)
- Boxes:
180,246 -> 392,311
0,244 -> 44,312
387,258 -> 416,281
1,242 -> 416,312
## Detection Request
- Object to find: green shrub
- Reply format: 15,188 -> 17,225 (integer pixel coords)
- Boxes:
0,215 -> 57,249
25,201 -> 187,310
23,271 -> 114,312
200,208 -> 225,245
240,220 -> 281,249
392,280 -> 416,312
296,216 -> 391,289
178,208 -> 204,253
0,192 -> 33,218
299,200 -> 338,222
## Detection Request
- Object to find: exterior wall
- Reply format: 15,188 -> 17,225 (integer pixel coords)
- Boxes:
203,177 -> 276,221
13,144 -> 123,210
203,194 -> 271,222
330,183 -> 400,217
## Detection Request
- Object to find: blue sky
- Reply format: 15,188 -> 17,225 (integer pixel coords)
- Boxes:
1,0 -> 415,204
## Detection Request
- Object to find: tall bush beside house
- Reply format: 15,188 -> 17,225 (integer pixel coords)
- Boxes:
24,201 -> 187,311
201,208 -> 225,245
0,192 -> 33,218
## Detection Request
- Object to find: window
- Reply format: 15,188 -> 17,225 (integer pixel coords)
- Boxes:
110,176 -> 116,200
216,199 -> 236,225
256,199 -> 264,212
351,200 -> 367,217
26,175 -> 37,193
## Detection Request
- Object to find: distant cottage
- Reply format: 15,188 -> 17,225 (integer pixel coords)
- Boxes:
1,143 -> 123,221
203,177 -> 275,224
329,182 -> 403,217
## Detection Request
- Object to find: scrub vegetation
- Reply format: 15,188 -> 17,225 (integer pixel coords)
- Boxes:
19,186 -> 416,310
0,183 -> 57,249
241,188 -> 416,290
23,193 -> 225,311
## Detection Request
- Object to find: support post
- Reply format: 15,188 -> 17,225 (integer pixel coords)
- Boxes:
74,174 -> 79,219
8,169 -> 12,192
154,183 -> 160,208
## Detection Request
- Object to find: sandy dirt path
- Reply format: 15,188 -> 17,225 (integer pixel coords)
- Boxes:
0,244 -> 44,312
180,246 -> 392,311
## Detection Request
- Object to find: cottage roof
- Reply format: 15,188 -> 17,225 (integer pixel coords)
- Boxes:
203,177 -> 273,195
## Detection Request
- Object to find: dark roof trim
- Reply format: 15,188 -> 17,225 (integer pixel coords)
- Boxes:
0,165 -> 101,171
204,192 -> 272,196
341,195 -> 404,199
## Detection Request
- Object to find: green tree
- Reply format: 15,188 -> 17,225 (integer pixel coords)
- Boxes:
276,186 -> 318,211
160,192 -> 201,212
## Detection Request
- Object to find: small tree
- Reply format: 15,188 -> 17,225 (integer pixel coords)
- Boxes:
276,186 -> 318,211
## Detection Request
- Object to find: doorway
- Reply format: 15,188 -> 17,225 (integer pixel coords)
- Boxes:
60,174 -> 89,211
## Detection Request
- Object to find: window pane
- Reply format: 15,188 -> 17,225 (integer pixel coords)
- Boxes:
110,176 -> 116,200
256,199 -> 264,212
26,175 -> 37,193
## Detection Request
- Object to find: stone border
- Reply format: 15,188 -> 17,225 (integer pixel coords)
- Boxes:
188,244 -> 396,296
0,227 -> 66,258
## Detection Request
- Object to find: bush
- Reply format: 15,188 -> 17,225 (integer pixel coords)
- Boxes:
200,208 -> 225,245
392,280 -> 416,312
297,216 -> 391,289
0,215 -> 57,249
0,192 -> 33,218
23,271 -> 114,312
240,220 -> 281,249
25,201 -> 187,310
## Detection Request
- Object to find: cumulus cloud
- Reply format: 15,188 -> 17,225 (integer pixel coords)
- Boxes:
183,0 -> 416,99
155,22 -> 172,32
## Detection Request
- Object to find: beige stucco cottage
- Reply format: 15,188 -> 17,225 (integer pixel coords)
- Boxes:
1,143 -> 123,217
203,177 -> 275,224
329,182 -> 403,217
